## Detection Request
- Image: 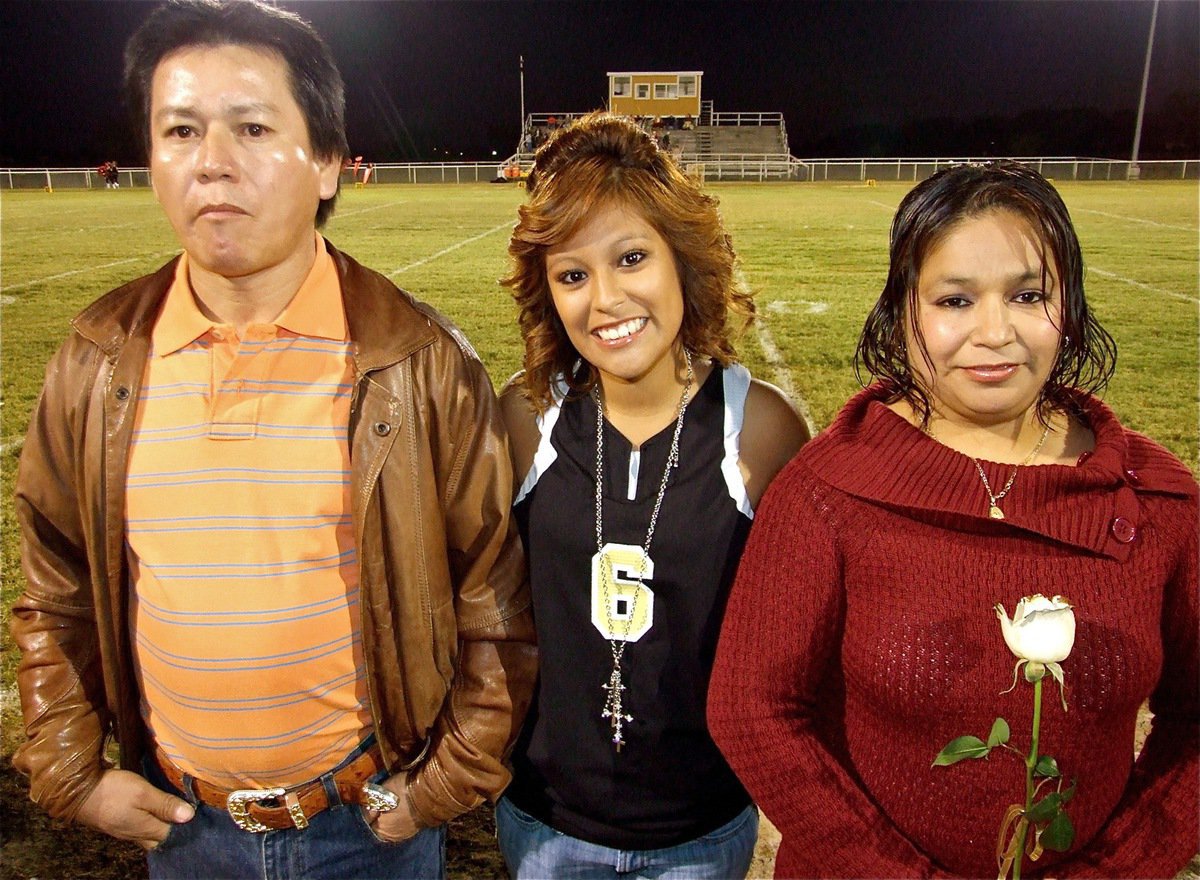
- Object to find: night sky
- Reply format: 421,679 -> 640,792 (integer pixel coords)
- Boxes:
1,0 -> 1196,167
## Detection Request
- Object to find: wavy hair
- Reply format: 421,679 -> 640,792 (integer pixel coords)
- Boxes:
503,111 -> 755,411
854,161 -> 1116,426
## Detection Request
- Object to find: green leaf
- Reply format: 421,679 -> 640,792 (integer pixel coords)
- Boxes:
1059,780 -> 1077,804
1026,791 -> 1062,823
932,735 -> 990,766
987,717 -> 1011,748
1041,810 -> 1075,852
1034,755 -> 1060,778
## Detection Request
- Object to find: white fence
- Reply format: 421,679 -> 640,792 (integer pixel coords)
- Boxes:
710,111 -> 785,127
0,164 -> 507,191
793,157 -> 1198,182
2,167 -> 153,190
683,154 -> 794,182
351,163 -> 502,185
3,158 -> 1196,190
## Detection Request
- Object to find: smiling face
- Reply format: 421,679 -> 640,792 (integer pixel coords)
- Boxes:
907,209 -> 1064,431
546,201 -> 685,391
149,43 -> 341,282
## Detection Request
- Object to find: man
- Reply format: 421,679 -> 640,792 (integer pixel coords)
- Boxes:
11,2 -> 536,877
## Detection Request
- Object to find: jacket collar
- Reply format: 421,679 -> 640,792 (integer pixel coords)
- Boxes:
70,240 -> 436,372
804,384 -> 1196,560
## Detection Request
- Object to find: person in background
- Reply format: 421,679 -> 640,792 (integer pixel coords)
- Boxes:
10,2 -> 535,878
709,161 -> 1198,878
497,111 -> 808,879
100,160 -> 120,188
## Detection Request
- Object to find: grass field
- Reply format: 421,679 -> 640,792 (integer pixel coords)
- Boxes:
1,180 -> 1197,877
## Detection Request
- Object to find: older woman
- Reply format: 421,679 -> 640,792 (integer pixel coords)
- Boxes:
497,112 -> 808,878
709,161 -> 1197,878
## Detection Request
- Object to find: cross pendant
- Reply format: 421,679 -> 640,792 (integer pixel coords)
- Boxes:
602,672 -> 633,750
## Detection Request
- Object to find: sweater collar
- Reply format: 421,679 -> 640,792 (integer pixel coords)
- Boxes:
804,384 -> 1195,561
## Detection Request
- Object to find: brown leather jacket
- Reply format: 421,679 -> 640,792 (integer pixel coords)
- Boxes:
11,241 -> 537,827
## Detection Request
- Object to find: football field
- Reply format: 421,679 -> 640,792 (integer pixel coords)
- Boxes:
0,177 -> 1197,877
5,178 -> 1197,625
4,180 -> 1196,460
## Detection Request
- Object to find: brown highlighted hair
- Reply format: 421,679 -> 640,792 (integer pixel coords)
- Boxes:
503,111 -> 755,411
854,160 -> 1116,426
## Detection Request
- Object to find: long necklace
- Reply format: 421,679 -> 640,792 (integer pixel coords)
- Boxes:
593,349 -> 693,751
971,422 -> 1051,520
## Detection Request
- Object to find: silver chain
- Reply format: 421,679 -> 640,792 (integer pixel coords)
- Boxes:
593,349 -> 693,751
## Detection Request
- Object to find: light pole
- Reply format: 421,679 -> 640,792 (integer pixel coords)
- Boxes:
520,55 -> 526,152
1129,0 -> 1159,180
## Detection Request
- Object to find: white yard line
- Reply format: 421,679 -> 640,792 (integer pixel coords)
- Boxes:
1088,266 -> 1199,305
867,200 -> 897,212
4,203 -> 408,292
1075,208 -> 1197,234
386,221 -> 512,277
331,200 -> 407,219
737,269 -> 818,435
2,250 -> 179,293
755,318 -> 817,438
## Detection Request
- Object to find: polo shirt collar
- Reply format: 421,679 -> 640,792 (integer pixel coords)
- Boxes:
151,234 -> 346,356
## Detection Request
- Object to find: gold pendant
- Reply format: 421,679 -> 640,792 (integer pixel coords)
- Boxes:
989,504 -> 1005,520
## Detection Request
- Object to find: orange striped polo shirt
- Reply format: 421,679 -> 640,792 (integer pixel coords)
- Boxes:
126,239 -> 371,789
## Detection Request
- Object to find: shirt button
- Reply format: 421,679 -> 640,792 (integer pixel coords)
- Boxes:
1124,469 -> 1140,486
373,422 -> 391,436
1110,517 -> 1136,544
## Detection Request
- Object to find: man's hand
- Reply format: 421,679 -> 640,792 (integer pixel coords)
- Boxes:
75,769 -> 195,851
363,775 -> 422,843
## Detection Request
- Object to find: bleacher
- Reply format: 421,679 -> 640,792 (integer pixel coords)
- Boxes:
514,109 -> 798,182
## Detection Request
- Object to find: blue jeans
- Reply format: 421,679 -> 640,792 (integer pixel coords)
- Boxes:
143,743 -> 446,880
496,797 -> 758,880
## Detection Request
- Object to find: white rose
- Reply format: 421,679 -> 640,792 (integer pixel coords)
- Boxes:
994,594 -> 1076,664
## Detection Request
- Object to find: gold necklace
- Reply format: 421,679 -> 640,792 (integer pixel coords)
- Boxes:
592,349 -> 692,751
971,423 -> 1051,520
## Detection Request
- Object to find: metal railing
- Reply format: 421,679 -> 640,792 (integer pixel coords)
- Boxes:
709,111 -> 786,127
793,157 -> 1199,182
2,167 -> 152,190
345,163 -> 504,185
3,158 -> 1196,190
680,154 -> 794,182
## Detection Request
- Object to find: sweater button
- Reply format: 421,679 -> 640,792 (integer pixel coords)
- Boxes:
1124,468 -> 1140,486
1110,517 -> 1136,544
373,421 -> 391,437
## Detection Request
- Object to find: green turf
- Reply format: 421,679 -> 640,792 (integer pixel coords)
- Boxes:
2,180 -> 1197,675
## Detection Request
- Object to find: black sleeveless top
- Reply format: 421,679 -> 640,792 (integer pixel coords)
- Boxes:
508,364 -> 754,849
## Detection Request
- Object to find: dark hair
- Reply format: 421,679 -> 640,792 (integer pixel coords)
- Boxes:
855,161 -> 1116,425
124,0 -> 348,226
503,111 -> 755,411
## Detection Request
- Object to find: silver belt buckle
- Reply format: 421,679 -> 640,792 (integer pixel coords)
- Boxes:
226,787 -> 286,832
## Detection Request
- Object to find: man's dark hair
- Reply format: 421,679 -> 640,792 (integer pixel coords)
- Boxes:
124,0 -> 348,226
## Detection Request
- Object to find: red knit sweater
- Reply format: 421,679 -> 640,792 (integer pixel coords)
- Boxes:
709,385 -> 1198,879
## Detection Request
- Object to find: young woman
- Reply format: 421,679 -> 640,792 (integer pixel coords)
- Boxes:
497,112 -> 808,878
709,161 -> 1198,878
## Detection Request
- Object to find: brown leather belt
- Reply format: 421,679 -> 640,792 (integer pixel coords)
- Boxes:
155,746 -> 387,832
